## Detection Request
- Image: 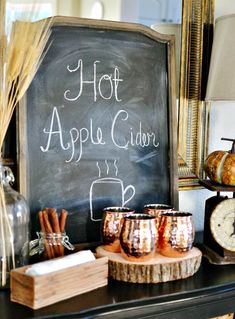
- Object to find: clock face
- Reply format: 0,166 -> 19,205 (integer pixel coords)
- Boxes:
210,198 -> 235,252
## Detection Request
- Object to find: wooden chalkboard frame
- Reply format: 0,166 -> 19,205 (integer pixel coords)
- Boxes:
18,16 -> 178,243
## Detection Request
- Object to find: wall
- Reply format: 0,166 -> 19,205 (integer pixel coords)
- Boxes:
56,0 -> 80,16
79,0 -> 121,21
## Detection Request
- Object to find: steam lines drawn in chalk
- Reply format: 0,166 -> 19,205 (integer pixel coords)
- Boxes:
89,160 -> 135,221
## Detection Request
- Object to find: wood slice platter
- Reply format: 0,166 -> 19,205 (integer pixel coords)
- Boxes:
96,246 -> 202,283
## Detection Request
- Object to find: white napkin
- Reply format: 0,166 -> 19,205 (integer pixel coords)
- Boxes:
25,250 -> 96,276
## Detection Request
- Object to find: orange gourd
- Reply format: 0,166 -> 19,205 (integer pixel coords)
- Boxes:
204,138 -> 235,186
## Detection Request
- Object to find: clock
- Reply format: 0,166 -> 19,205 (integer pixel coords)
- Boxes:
210,198 -> 235,252
199,179 -> 235,263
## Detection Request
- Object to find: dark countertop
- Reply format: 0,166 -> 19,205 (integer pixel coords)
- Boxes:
1,237 -> 235,319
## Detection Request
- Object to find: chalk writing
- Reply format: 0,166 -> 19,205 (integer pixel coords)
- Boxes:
111,110 -> 160,149
40,59 -> 159,163
64,59 -> 123,102
40,106 -> 105,163
40,107 -> 160,163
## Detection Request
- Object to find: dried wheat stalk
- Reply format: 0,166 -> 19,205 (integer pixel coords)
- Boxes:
0,0 -> 52,286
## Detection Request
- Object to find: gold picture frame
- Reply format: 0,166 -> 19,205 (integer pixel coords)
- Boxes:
178,0 -> 214,189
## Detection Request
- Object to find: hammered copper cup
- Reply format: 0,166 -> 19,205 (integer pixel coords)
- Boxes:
101,207 -> 135,253
144,204 -> 173,229
158,211 -> 195,257
120,213 -> 157,262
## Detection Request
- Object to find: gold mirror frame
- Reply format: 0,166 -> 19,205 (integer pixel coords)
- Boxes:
178,0 -> 214,189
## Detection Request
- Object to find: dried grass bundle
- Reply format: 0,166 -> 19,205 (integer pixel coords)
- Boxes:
0,0 -> 52,286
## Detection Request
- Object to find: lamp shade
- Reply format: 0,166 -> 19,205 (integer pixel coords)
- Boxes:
206,14 -> 235,101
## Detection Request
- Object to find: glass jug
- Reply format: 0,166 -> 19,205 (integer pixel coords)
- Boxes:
0,162 -> 30,288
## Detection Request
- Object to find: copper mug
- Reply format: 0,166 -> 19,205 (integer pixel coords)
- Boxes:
144,204 -> 173,229
120,213 -> 157,262
101,207 -> 135,253
158,211 -> 195,257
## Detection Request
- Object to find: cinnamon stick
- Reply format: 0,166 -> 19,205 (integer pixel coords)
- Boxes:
49,208 -> 64,256
38,210 -> 53,259
42,209 -> 55,258
38,210 -> 46,232
60,209 -> 68,233
42,208 -> 54,233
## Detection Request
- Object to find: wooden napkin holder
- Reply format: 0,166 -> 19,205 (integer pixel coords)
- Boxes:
10,256 -> 108,309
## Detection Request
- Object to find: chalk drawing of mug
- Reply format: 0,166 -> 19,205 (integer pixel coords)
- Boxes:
89,177 -> 135,221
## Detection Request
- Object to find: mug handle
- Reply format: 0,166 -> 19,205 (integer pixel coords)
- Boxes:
123,185 -> 135,206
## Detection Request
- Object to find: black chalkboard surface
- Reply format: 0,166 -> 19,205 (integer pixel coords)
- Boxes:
18,17 -> 178,243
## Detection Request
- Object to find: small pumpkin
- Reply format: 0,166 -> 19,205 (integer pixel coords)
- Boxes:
204,138 -> 235,186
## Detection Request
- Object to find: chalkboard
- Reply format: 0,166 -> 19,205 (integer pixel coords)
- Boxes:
18,17 -> 178,244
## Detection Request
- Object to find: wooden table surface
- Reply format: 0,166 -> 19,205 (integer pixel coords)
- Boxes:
1,236 -> 235,319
